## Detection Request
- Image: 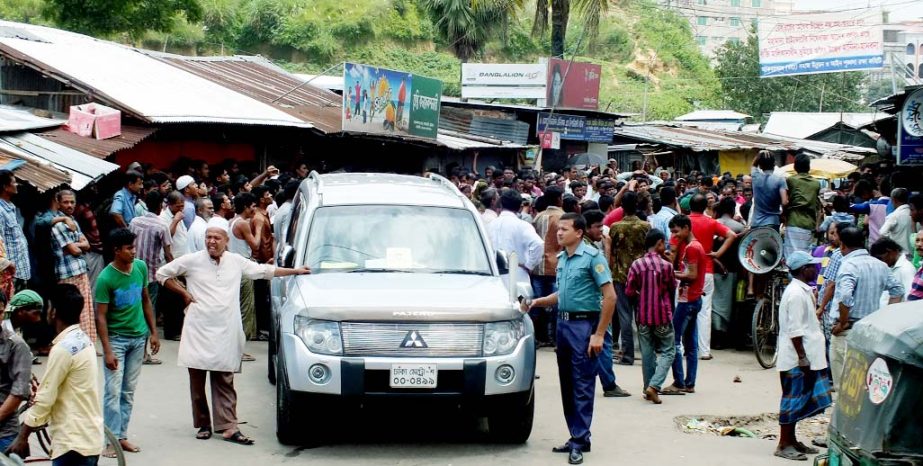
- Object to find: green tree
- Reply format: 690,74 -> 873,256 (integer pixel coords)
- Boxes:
533,0 -> 611,56
420,0 -> 521,62
714,31 -> 866,122
43,0 -> 203,40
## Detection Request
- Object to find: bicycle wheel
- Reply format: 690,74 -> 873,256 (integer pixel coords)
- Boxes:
103,427 -> 126,466
751,297 -> 777,369
16,403 -> 52,457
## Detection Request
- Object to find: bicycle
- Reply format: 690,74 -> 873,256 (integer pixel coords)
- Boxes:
737,227 -> 786,369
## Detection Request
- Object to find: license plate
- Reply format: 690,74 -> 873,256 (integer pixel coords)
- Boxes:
389,364 -> 438,388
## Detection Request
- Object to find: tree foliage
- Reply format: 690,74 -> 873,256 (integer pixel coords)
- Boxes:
714,31 -> 866,122
43,0 -> 202,39
419,0 -> 521,62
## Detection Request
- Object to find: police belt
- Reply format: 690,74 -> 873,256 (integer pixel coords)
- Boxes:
558,311 -> 599,321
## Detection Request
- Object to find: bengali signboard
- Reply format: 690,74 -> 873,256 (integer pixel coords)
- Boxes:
758,10 -> 883,78
546,58 -> 601,110
898,87 -> 923,166
536,113 -> 613,143
343,63 -> 442,139
461,63 -> 547,99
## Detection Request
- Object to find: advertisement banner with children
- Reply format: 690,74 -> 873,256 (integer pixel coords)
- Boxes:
343,63 -> 442,139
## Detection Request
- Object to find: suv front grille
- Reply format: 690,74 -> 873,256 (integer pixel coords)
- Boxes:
340,322 -> 484,357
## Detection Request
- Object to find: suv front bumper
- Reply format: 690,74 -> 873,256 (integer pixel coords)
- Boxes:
280,332 -> 535,398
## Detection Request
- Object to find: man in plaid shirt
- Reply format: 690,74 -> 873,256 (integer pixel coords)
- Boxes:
0,170 -> 30,291
51,190 -> 95,342
626,229 -> 676,404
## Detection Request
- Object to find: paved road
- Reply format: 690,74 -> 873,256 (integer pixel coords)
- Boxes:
26,342 -> 820,465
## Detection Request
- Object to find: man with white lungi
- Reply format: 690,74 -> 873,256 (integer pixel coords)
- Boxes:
156,227 -> 309,445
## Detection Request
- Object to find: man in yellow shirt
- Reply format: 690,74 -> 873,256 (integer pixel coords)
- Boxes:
7,283 -> 103,465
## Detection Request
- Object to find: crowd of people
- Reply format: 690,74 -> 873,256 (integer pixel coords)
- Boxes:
0,159 -> 311,465
475,152 -> 921,463
0,152 -> 919,465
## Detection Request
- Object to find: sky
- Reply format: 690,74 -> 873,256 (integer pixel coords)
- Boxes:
794,0 -> 923,22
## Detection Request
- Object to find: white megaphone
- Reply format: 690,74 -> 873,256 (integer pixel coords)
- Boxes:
737,227 -> 783,274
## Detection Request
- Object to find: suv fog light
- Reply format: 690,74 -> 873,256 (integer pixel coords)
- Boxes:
308,364 -> 331,384
495,364 -> 515,385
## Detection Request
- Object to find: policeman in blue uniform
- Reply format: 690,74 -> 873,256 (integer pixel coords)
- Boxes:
522,212 -> 616,465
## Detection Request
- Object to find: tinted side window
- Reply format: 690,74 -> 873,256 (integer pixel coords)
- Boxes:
286,193 -> 306,246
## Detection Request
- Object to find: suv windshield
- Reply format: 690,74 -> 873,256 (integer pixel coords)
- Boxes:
305,205 -> 492,274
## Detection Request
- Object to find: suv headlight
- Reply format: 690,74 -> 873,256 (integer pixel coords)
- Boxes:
294,317 -> 343,355
483,320 -> 525,357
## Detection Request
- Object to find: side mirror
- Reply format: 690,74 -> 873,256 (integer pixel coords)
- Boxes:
495,249 -> 509,275
280,245 -> 295,269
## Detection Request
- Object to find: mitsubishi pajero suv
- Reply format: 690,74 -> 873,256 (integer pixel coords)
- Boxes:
269,172 -> 535,445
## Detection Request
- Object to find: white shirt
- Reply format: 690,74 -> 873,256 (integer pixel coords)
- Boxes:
159,209 -> 189,258
777,278 -> 828,372
487,211 -> 543,285
187,216 -> 209,253
272,201 -> 294,246
156,250 -> 275,372
481,209 -> 498,225
879,254 -> 916,308
879,204 -> 915,257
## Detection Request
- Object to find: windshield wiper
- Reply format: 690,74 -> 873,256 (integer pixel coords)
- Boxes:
346,268 -> 417,273
429,270 -> 492,276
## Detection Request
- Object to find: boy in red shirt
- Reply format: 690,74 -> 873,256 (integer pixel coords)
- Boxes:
664,215 -> 707,394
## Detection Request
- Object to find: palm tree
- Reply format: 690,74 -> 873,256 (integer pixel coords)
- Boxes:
420,0 -> 522,62
534,0 -> 610,57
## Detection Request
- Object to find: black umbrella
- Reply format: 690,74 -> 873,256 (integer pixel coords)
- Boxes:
566,152 -> 608,168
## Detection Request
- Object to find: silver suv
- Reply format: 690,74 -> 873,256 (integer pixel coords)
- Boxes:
270,172 -> 536,445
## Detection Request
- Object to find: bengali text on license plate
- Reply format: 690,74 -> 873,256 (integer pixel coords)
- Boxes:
390,364 -> 438,388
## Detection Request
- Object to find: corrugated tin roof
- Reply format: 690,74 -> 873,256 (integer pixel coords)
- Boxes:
0,105 -> 64,133
0,21 -> 312,128
436,130 -> 527,150
35,125 -> 157,159
0,147 -> 71,192
613,124 -> 876,159
154,54 -> 341,133
293,73 -> 344,92
762,112 -> 890,139
441,97 -> 633,119
675,110 -> 751,121
0,131 -> 119,189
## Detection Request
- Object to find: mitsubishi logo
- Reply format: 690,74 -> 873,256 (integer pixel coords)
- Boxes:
401,331 -> 428,348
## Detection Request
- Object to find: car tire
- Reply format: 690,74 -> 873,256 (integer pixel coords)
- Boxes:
267,329 -> 277,386
275,354 -> 302,445
487,387 -> 534,444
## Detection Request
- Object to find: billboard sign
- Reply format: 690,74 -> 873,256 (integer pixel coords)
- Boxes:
461,63 -> 547,99
536,113 -> 613,143
758,10 -> 883,78
343,63 -> 442,139
898,87 -> 923,166
546,58 -> 601,110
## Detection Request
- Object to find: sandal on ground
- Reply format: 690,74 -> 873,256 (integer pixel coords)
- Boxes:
660,386 -> 686,395
794,442 -> 819,454
119,440 -> 141,453
774,446 -> 807,461
223,431 -> 254,446
102,447 -> 118,458
241,354 -> 256,362
32,357 -> 41,365
143,356 -> 162,365
196,427 -> 212,440
811,438 -> 828,448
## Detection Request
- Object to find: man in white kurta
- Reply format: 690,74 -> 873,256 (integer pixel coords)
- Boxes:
156,227 -> 309,445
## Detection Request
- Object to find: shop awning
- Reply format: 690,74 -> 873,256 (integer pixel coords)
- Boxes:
0,132 -> 120,190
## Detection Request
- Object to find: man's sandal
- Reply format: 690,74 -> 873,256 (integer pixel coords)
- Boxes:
196,427 -> 212,440
774,446 -> 808,461
223,431 -> 254,446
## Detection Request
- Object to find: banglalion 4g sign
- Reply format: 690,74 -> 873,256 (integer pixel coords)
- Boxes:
343,63 -> 442,139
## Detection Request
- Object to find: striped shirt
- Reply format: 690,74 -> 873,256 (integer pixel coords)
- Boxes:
910,266 -> 923,301
0,199 -> 30,280
819,249 -> 843,326
625,251 -> 675,326
51,219 -> 87,280
834,249 -> 904,320
129,212 -> 172,284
